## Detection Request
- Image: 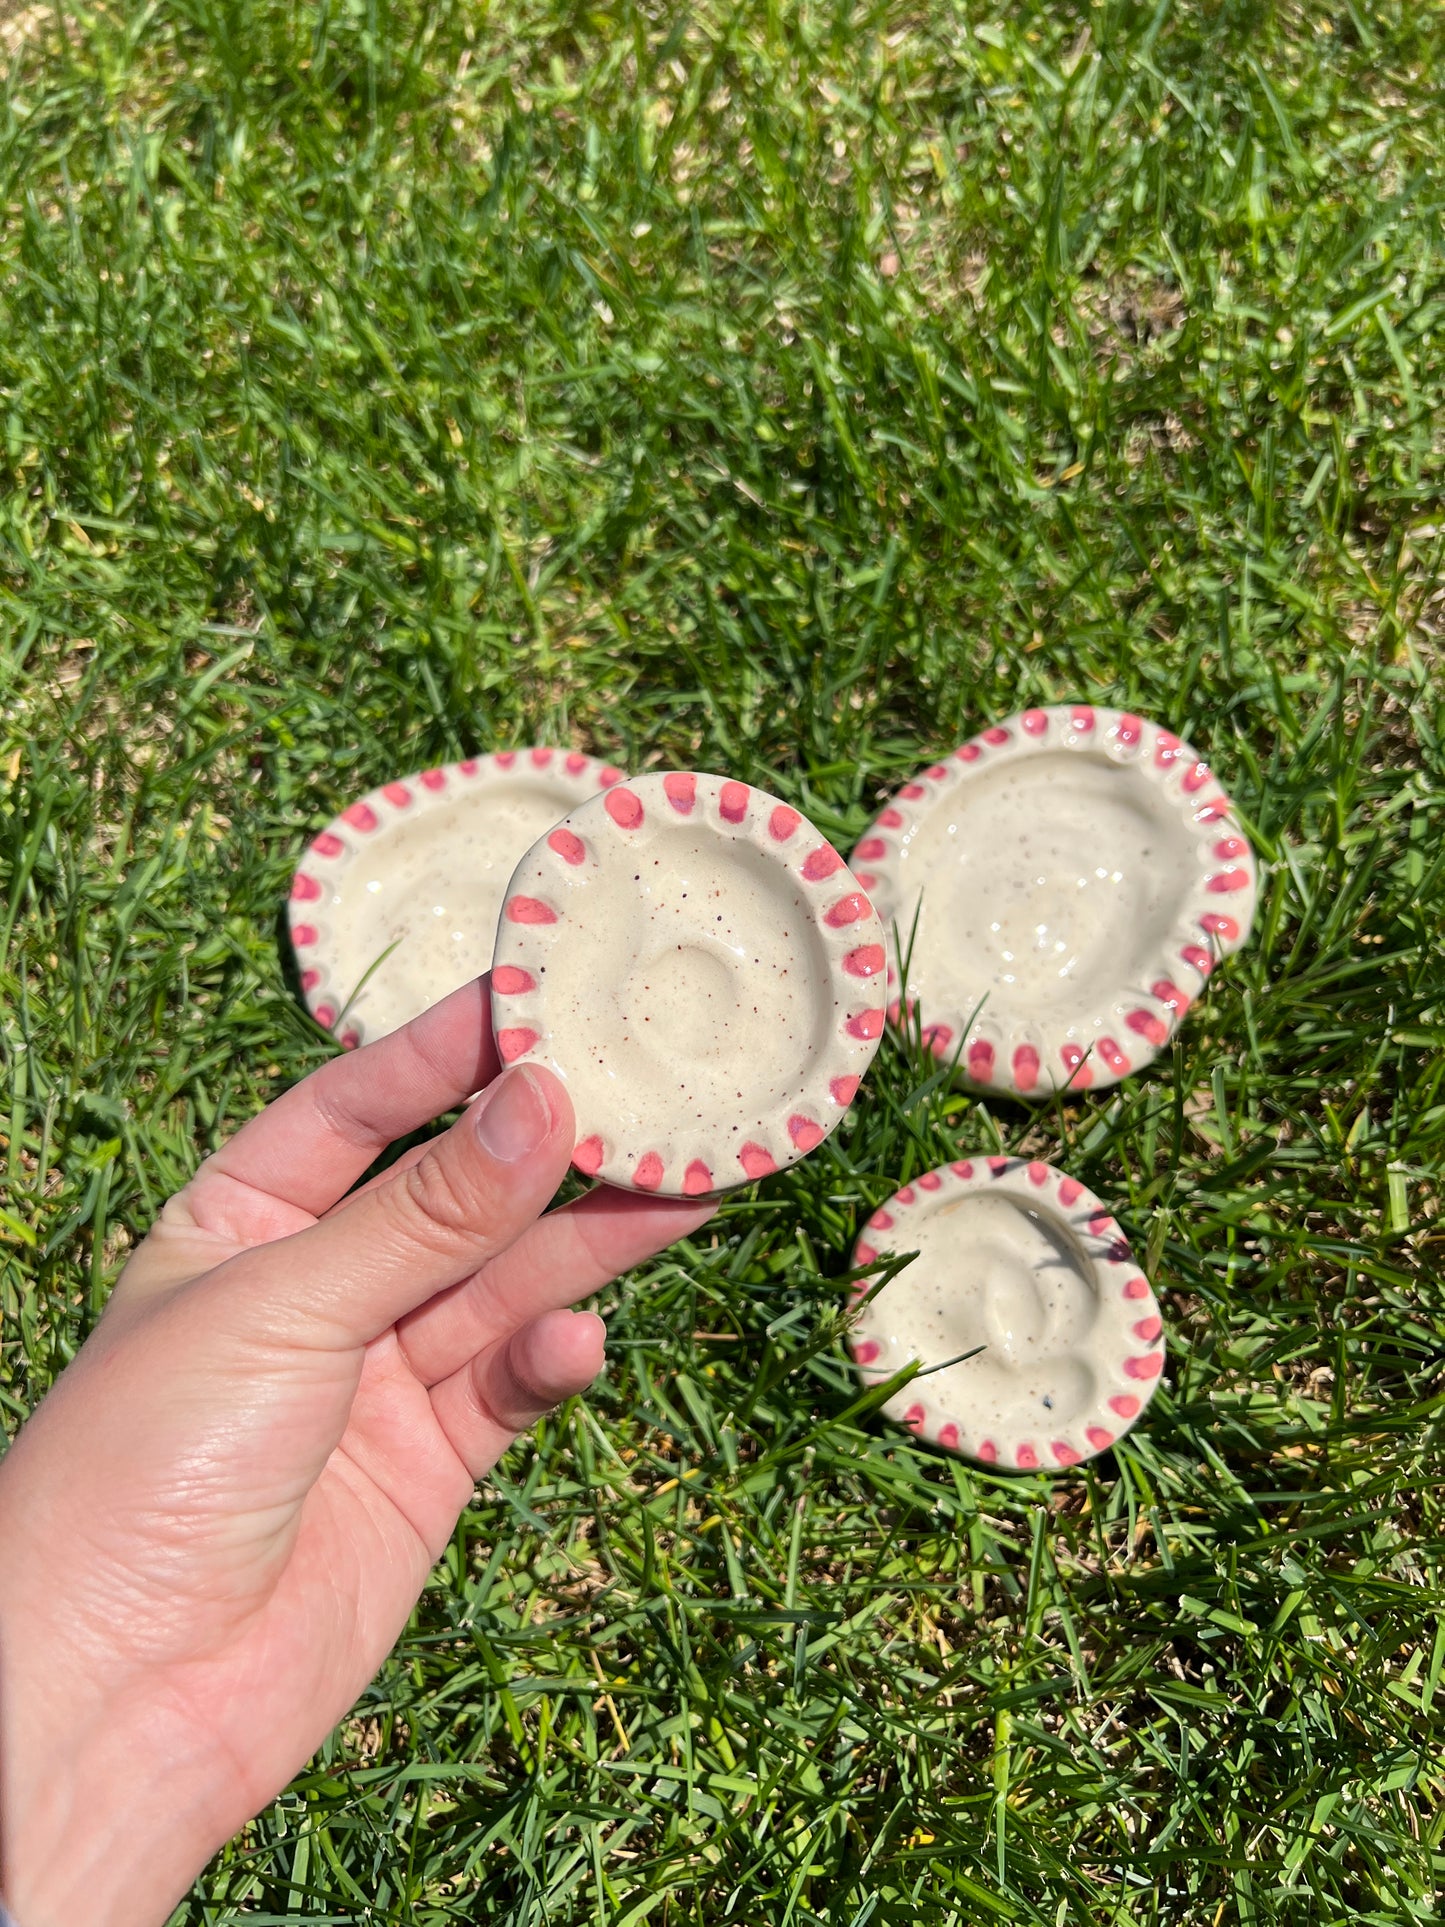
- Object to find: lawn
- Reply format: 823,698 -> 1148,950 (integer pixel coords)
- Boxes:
2,0 -> 1444,1920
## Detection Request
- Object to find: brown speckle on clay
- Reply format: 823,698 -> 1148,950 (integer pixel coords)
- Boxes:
490,771 -> 887,1196
856,706 -> 1259,1096
848,1156 -> 1165,1468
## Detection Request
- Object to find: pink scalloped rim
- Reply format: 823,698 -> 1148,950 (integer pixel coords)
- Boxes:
286,748 -> 623,1043
847,1154 -> 1165,1469
853,705 -> 1259,1098
490,771 -> 887,1196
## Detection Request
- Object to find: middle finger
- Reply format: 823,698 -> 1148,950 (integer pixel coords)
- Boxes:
395,1184 -> 715,1387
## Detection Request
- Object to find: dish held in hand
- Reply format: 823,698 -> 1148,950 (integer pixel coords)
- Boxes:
848,1156 -> 1164,1468
490,772 -> 888,1196
289,749 -> 623,1048
852,705 -> 1257,1097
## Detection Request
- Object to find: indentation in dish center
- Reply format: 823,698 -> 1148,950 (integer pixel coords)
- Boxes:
544,830 -> 832,1133
621,941 -> 741,1059
900,754 -> 1196,1025
884,1194 -> 1102,1427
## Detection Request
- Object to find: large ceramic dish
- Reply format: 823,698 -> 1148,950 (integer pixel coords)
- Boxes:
289,749 -> 622,1047
848,1156 -> 1164,1468
852,706 -> 1257,1096
491,772 -> 888,1196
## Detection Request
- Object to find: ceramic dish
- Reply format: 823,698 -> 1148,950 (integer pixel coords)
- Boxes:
490,772 -> 888,1196
848,1155 -> 1164,1467
852,705 -> 1257,1097
289,749 -> 623,1047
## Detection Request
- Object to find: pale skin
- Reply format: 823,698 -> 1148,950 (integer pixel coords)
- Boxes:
0,977 -> 712,1927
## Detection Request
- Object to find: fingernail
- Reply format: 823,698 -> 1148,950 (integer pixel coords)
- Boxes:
475,1066 -> 552,1162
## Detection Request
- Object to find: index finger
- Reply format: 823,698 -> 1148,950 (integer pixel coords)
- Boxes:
205,975 -> 501,1216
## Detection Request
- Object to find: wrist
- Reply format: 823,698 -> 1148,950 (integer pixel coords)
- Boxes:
1,1630 -> 232,1927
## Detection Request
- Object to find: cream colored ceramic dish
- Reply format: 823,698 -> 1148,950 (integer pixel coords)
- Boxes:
490,772 -> 888,1196
289,749 -> 622,1047
852,706 -> 1257,1096
848,1156 -> 1164,1468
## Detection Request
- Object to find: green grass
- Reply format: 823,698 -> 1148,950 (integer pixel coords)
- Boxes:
3,0 -> 1445,1919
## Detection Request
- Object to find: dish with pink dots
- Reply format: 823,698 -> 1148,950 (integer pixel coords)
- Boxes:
490,771 -> 888,1197
847,1155 -> 1165,1468
852,705 -> 1257,1098
288,748 -> 623,1048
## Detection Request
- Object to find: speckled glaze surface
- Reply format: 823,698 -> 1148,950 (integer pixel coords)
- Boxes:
491,772 -> 888,1196
853,706 -> 1258,1097
288,749 -> 622,1047
849,1156 -> 1164,1468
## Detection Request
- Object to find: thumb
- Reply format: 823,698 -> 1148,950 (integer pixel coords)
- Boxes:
201,1065 -> 576,1349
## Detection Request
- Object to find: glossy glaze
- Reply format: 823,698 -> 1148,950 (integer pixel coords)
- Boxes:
854,707 -> 1258,1096
288,751 -> 620,1045
849,1156 -> 1164,1467
491,772 -> 887,1195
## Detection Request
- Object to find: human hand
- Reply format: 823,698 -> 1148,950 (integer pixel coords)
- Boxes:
0,977 -> 711,1927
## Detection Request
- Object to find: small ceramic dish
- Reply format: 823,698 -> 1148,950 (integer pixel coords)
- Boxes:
852,705 -> 1258,1097
288,749 -> 623,1047
490,772 -> 888,1196
848,1156 -> 1164,1468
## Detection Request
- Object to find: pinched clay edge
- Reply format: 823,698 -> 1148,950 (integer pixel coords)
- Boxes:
288,748 -> 623,1047
491,771 -> 888,1196
847,1154 -> 1165,1469
852,705 -> 1259,1097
